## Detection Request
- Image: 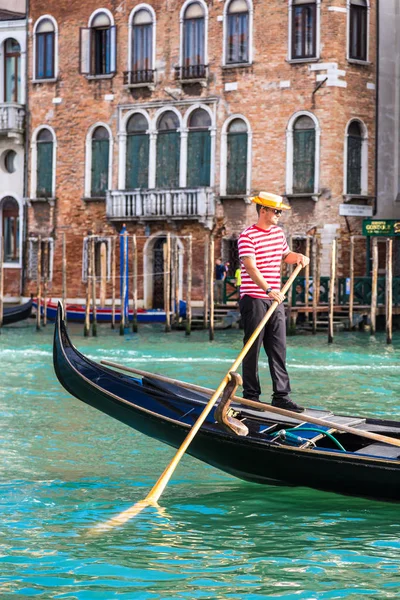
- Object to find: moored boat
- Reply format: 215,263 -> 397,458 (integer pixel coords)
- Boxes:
35,299 -> 169,323
2,298 -> 33,326
53,302 -> 400,501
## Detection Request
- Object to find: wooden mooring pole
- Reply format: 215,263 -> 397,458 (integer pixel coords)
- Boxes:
36,236 -> 42,331
132,234 -> 138,333
386,238 -> 393,344
62,233 -> 67,316
91,237 -> 97,337
305,236 -> 310,309
312,236 -> 318,334
120,232 -> 128,335
203,235 -> 209,329
111,236 -> 116,330
348,236 -> 354,329
84,236 -> 92,337
185,233 -> 192,336
209,235 -> 215,341
370,237 -> 378,335
165,233 -> 171,333
99,241 -> 107,307
174,237 -> 180,324
328,239 -> 336,344
0,236 -> 3,331
43,241 -> 48,326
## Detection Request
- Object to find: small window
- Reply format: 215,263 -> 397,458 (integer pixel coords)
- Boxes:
349,0 -> 367,61
130,9 -> 154,84
347,121 -> 363,195
4,38 -> 21,102
36,18 -> 55,79
91,126 -> 110,197
36,129 -> 54,198
1,197 -> 19,263
156,112 -> 180,189
4,150 -> 16,173
226,0 -> 249,64
80,12 -> 116,76
126,114 -> 149,189
293,116 -> 315,194
181,3 -> 206,79
187,109 -> 211,187
291,0 -> 316,60
227,118 -> 248,195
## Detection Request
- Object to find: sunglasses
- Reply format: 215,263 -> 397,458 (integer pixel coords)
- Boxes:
265,208 -> 283,216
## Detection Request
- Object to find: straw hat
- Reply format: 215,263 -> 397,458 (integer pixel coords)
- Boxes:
250,191 -> 291,210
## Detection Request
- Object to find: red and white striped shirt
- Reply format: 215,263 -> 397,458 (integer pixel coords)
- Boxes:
238,225 -> 290,299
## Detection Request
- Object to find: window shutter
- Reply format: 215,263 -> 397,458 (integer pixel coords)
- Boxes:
293,129 -> 315,193
91,139 -> 109,197
187,131 -> 211,187
79,27 -> 91,74
126,134 -> 149,189
156,132 -> 180,189
37,142 -> 53,198
227,132 -> 247,195
347,135 -> 362,195
110,25 -> 117,73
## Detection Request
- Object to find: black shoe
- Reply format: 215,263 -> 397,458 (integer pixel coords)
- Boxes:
271,398 -> 305,413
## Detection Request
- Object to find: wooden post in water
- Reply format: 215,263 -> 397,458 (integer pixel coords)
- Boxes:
174,237 -> 180,323
286,235 -> 295,334
165,233 -> 171,332
99,241 -> 107,307
91,237 -> 97,337
62,233 -> 67,315
328,239 -> 336,344
132,234 -> 138,333
209,235 -> 215,341
370,236 -> 378,335
43,241 -> 48,326
203,235 -> 209,329
0,237 -> 3,330
111,236 -> 116,329
305,236 -> 310,308
120,232 -> 127,335
84,236 -> 92,337
36,236 -> 42,331
386,237 -> 393,344
186,233 -> 192,336
348,236 -> 354,329
312,236 -> 318,334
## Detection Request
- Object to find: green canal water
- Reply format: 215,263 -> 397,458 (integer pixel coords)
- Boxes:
1,321 -> 400,599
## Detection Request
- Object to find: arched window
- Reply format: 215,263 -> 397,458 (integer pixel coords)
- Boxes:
156,112 -> 180,189
91,126 -> 110,197
4,39 -> 21,102
36,129 -> 54,198
35,18 -> 55,79
1,197 -> 19,263
131,8 -> 154,83
291,0 -> 317,60
182,3 -> 206,79
80,10 -> 116,76
346,120 -> 367,195
126,114 -> 149,189
227,119 -> 248,195
349,0 -> 367,61
187,109 -> 211,187
226,0 -> 249,65
293,116 -> 315,194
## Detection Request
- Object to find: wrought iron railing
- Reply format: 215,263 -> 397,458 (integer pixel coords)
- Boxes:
123,69 -> 155,85
174,64 -> 207,80
106,188 -> 215,220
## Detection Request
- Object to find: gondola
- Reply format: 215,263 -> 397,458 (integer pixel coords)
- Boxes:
53,302 -> 400,501
2,298 -> 33,325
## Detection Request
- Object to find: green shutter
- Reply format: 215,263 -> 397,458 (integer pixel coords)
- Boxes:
91,139 -> 109,197
227,132 -> 247,195
293,129 -> 315,193
187,131 -> 211,187
37,142 -> 53,197
126,134 -> 149,189
347,135 -> 362,195
156,132 -> 180,189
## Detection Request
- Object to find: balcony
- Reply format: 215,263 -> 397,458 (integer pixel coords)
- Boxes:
0,103 -> 25,139
174,64 -> 208,85
123,70 -> 156,89
106,188 -> 215,223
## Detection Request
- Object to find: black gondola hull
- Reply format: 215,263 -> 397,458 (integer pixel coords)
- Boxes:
3,299 -> 33,325
53,304 -> 400,501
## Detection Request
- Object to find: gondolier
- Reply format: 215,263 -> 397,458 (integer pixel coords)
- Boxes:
238,192 -> 310,413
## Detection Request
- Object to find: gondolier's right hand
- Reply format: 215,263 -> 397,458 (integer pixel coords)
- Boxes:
266,290 -> 285,304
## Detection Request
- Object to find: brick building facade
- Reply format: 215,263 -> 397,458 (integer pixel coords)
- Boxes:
23,0 -> 376,305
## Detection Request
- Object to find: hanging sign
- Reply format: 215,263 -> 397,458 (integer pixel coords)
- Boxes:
339,204 -> 373,217
362,219 -> 400,236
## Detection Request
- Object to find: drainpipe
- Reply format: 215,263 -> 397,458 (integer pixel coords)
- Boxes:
374,0 -> 379,217
22,0 -> 30,298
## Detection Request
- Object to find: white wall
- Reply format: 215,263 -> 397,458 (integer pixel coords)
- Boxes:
0,0 -> 25,13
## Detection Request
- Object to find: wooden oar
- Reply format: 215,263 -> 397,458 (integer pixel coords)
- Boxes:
102,360 -> 400,449
91,264 -> 304,532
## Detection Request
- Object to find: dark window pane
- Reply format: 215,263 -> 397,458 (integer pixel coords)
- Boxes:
292,3 -> 316,59
127,113 -> 148,133
158,111 -> 180,131
92,125 -> 109,140
293,128 -> 315,193
37,32 -> 55,78
187,130 -> 211,187
93,27 -> 111,75
189,108 -> 211,129
2,197 -> 19,262
37,128 -> 53,142
227,131 -> 247,195
349,3 -> 367,61
37,141 -> 53,197
347,122 -> 362,194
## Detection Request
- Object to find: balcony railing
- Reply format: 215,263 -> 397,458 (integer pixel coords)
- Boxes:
123,69 -> 155,86
106,188 -> 215,221
0,103 -> 25,136
174,64 -> 207,81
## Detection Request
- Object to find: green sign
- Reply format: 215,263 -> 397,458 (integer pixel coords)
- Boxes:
363,219 -> 400,236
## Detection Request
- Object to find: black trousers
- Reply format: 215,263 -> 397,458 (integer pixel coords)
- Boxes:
239,295 -> 291,402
